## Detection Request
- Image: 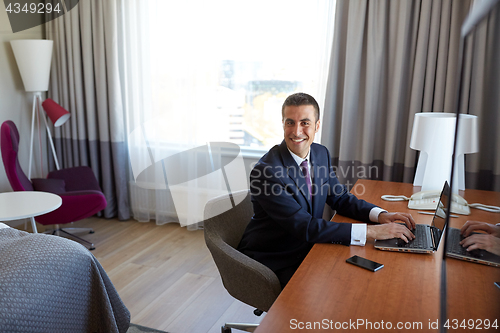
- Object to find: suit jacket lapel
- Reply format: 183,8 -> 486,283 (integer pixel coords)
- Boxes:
279,141 -> 312,212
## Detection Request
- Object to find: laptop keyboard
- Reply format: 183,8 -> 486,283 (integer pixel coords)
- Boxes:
398,224 -> 430,249
447,229 -> 482,258
447,230 -> 467,255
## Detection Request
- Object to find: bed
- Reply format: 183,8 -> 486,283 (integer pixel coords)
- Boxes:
0,223 -> 130,332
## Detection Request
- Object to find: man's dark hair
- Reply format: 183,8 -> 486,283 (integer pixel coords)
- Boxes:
281,92 -> 320,122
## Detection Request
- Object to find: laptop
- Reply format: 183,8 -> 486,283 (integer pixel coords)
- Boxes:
375,181 -> 500,266
445,218 -> 500,267
374,182 -> 449,254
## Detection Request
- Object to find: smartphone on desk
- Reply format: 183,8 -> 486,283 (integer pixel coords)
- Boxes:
346,255 -> 384,272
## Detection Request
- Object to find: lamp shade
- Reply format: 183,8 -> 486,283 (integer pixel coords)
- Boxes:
410,113 -> 457,151
410,112 -> 478,192
10,39 -> 53,92
42,98 -> 70,127
455,114 -> 479,155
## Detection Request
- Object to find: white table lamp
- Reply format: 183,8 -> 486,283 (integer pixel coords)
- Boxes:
10,39 -> 69,178
410,112 -> 478,193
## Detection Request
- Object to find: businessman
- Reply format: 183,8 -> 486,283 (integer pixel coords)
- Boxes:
238,93 -> 415,288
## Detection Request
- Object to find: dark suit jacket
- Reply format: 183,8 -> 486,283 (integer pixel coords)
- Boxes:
238,141 -> 376,280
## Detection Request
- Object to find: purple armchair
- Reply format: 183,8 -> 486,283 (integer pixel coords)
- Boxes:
1,120 -> 106,250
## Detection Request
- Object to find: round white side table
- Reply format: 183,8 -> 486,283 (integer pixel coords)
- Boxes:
0,191 -> 62,233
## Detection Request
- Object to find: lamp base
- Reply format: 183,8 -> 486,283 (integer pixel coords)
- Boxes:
413,152 -> 463,194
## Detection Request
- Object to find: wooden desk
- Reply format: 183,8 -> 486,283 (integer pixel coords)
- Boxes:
255,180 -> 500,332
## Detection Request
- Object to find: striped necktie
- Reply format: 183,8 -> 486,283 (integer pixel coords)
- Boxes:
300,159 -> 312,197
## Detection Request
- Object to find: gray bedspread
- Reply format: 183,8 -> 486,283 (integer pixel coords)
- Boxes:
0,227 -> 130,333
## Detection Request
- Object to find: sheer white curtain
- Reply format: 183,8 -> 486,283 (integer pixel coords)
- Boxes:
123,0 -> 336,229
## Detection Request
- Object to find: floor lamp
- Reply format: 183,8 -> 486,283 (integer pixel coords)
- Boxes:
11,39 -> 70,179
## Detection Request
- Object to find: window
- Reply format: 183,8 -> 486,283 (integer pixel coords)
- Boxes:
144,0 -> 336,150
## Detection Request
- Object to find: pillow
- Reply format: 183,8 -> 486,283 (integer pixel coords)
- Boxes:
31,178 -> 66,194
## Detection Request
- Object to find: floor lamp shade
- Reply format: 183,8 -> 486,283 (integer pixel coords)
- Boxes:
410,112 -> 478,192
42,99 -> 70,127
10,39 -> 53,92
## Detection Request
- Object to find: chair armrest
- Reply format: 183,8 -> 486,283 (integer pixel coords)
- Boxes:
48,166 -> 102,192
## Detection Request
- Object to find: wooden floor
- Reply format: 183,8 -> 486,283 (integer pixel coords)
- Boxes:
28,217 -> 265,333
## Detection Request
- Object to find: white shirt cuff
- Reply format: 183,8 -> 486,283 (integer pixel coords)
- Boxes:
369,207 -> 387,222
350,223 -> 367,246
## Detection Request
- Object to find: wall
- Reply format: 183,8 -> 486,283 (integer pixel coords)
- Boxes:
1,9 -> 47,227
0,9 -> 46,193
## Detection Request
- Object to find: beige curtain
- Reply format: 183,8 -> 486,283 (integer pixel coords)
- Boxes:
46,0 -> 131,219
321,0 -> 473,186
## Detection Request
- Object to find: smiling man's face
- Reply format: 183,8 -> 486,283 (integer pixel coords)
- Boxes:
282,104 -> 320,158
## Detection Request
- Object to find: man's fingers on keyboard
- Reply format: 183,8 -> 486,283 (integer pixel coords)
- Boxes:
465,243 -> 479,252
397,225 -> 414,242
396,213 -> 415,229
402,226 -> 415,240
402,213 -> 416,229
460,234 -> 481,248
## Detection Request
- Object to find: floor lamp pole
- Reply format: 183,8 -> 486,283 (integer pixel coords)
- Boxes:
41,105 -> 61,171
28,93 -> 39,180
27,92 -> 61,180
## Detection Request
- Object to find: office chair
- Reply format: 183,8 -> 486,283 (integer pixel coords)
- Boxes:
1,120 -> 106,250
203,190 -> 282,333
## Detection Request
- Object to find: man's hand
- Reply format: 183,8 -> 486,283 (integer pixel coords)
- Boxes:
378,212 -> 416,230
461,220 -> 500,238
367,223 -> 415,243
460,234 -> 500,256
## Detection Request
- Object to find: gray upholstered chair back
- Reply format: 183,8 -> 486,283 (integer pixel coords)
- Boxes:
204,190 -> 281,312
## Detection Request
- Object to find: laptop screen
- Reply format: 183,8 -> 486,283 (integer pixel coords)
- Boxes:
430,181 -> 451,246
